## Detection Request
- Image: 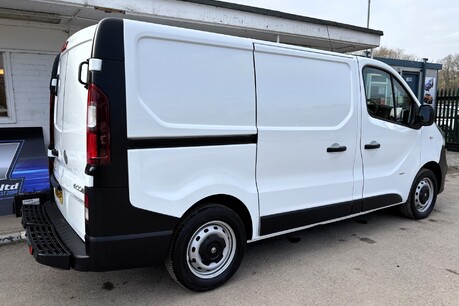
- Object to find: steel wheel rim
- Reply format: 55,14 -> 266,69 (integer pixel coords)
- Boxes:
414,177 -> 434,213
186,220 -> 236,279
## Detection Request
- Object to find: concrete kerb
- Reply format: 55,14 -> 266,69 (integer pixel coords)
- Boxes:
0,231 -> 26,246
1,150 -> 458,247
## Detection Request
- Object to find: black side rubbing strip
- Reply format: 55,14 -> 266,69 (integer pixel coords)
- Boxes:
260,193 -> 404,236
127,135 -> 258,149
361,193 -> 402,212
260,201 -> 352,236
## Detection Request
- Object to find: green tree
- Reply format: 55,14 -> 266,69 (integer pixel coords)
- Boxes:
438,54 -> 459,89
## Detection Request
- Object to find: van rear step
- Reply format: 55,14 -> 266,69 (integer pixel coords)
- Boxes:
21,204 -> 50,228
22,200 -> 91,271
26,224 -> 71,269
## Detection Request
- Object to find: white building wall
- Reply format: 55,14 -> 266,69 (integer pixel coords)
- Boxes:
0,19 -> 74,147
7,52 -> 56,145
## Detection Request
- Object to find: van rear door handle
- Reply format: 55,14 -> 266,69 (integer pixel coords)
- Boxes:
78,60 -> 89,88
327,143 -> 347,153
364,141 -> 381,150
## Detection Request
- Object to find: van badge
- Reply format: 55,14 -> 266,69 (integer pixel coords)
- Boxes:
73,184 -> 84,194
63,150 -> 68,164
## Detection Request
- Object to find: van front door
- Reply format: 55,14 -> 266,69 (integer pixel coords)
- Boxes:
360,65 -> 421,212
254,44 -> 362,236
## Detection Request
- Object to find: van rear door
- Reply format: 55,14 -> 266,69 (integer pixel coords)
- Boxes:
53,26 -> 96,240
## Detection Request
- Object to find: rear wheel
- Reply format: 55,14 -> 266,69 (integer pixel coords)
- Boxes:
166,204 -> 246,291
400,169 -> 438,219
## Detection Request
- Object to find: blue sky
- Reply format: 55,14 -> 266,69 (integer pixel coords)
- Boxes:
223,0 -> 459,62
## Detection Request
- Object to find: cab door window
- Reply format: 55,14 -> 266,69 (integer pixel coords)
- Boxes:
363,67 -> 414,126
393,80 -> 414,125
363,68 -> 394,121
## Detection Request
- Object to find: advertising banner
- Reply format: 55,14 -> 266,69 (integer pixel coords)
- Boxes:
424,77 -> 437,107
0,127 -> 49,215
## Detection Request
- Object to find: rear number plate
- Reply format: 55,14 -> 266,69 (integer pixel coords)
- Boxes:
55,188 -> 63,205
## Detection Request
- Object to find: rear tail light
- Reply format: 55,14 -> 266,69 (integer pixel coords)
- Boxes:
61,41 -> 68,52
86,83 -> 111,166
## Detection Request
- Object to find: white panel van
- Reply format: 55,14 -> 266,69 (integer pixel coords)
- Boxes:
21,18 -> 447,291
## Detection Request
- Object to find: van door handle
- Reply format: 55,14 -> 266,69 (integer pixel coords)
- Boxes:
78,60 -> 89,88
327,143 -> 347,153
364,141 -> 381,150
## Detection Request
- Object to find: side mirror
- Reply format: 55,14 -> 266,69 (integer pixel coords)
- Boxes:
417,104 -> 435,126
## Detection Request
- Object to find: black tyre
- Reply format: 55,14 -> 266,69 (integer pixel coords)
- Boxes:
400,169 -> 438,219
165,204 -> 246,291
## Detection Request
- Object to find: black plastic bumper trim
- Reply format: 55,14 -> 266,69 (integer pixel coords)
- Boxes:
23,200 -> 90,270
23,197 -> 174,271
439,146 -> 447,194
86,230 -> 173,271
44,200 -> 90,270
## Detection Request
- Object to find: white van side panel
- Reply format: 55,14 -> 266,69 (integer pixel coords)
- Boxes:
254,44 -> 361,218
123,20 -> 256,138
124,20 -> 259,231
420,126 -> 444,166
127,145 -> 259,231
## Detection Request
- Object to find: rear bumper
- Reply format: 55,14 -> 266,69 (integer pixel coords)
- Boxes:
21,196 -> 173,271
23,200 -> 89,270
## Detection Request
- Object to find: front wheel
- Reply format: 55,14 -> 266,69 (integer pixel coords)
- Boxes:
400,169 -> 438,219
165,204 -> 246,291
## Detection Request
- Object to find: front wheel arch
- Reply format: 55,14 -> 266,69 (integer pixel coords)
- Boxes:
400,168 -> 438,219
422,161 -> 443,192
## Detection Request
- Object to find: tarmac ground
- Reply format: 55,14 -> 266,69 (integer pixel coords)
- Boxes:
0,151 -> 458,305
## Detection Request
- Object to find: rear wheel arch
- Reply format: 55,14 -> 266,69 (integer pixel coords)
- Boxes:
166,199 -> 248,291
180,194 -> 253,241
